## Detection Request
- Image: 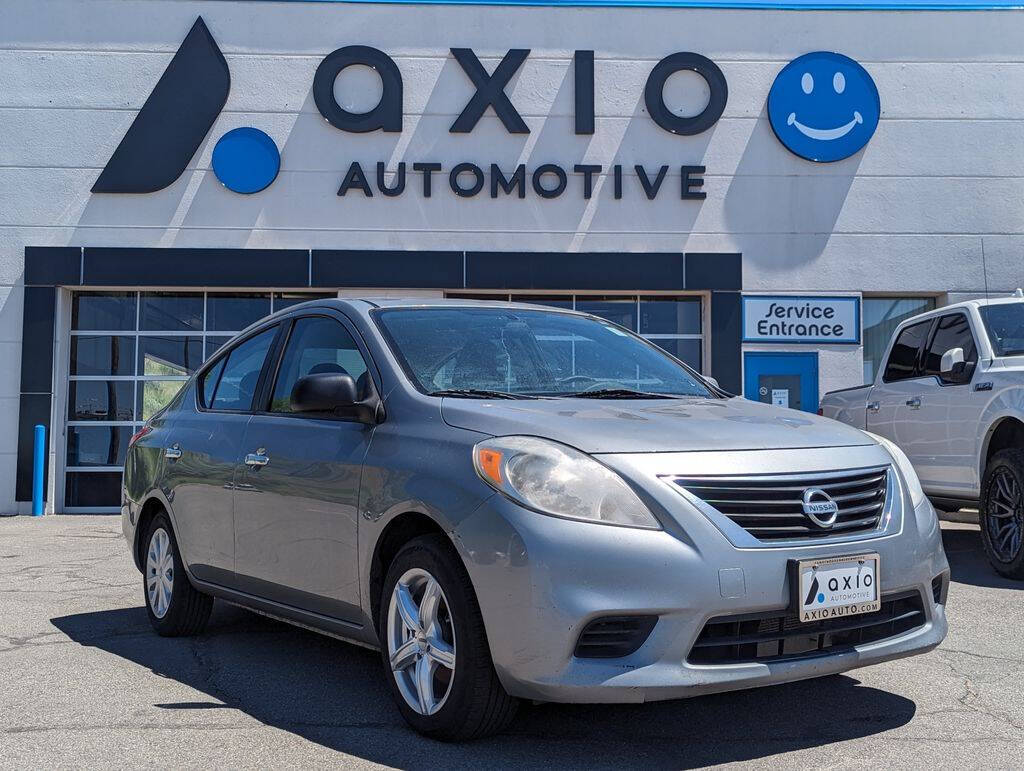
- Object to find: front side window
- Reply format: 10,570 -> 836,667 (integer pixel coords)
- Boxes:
883,319 -> 932,382
375,307 -> 712,397
922,313 -> 977,379
271,317 -> 369,412
202,327 -> 277,411
980,302 -> 1024,357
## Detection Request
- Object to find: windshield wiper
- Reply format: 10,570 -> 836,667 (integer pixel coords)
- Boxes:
561,388 -> 677,399
429,388 -> 534,400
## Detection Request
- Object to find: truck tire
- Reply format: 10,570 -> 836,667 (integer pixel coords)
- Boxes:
980,449 -> 1024,580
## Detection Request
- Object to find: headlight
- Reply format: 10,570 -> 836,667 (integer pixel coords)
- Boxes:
472,436 -> 661,529
865,431 -> 927,509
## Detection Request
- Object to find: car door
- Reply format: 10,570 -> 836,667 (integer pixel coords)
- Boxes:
901,312 -> 982,496
231,313 -> 375,622
162,325 -> 279,587
866,318 -> 934,452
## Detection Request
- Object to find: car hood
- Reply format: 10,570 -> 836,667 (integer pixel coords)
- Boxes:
441,396 -> 877,453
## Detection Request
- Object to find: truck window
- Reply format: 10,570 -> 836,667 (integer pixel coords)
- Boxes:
922,313 -> 977,379
882,320 -> 932,382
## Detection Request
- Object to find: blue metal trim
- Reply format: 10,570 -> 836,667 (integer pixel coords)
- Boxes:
742,294 -> 861,344
249,0 -> 1023,11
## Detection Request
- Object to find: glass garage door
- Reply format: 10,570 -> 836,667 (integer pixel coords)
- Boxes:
64,291 -> 330,511
445,293 -> 705,372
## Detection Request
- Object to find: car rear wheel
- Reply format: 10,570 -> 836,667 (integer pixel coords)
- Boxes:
379,534 -> 518,740
143,513 -> 213,635
980,449 -> 1024,580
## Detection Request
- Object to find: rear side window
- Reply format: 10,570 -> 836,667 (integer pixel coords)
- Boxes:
202,327 -> 277,411
270,316 -> 369,412
922,313 -> 977,378
883,320 -> 931,382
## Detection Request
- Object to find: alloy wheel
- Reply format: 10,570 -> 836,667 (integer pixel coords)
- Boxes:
146,528 -> 174,618
987,468 -> 1024,562
386,567 -> 457,716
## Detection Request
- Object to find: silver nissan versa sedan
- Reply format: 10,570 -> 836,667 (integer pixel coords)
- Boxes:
122,298 -> 949,740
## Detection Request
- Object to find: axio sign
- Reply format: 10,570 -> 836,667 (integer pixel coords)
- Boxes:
92,16 -> 881,198
742,296 -> 861,344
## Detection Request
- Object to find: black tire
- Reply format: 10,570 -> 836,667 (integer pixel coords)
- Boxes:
379,534 -> 519,741
980,449 -> 1024,580
142,512 -> 213,635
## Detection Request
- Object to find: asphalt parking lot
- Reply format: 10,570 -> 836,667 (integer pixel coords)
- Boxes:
1,516 -> 1022,769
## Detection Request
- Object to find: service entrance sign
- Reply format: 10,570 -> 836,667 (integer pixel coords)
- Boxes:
743,295 -> 860,344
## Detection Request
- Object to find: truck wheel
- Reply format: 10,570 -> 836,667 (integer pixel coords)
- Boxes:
143,513 -> 214,635
379,534 -> 519,740
980,449 -> 1024,580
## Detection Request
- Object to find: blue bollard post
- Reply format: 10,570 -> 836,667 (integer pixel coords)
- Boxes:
32,424 -> 45,516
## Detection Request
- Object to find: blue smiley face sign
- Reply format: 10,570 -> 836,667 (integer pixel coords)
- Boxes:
768,52 -> 880,163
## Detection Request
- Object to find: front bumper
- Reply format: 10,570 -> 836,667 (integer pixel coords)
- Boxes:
453,447 -> 949,704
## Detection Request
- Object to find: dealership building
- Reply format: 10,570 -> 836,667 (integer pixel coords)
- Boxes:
2,0 -> 1022,513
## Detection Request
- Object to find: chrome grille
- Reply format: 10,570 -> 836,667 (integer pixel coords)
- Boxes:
671,466 -> 889,541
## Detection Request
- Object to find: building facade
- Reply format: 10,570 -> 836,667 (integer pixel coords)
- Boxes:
2,0 -> 1022,512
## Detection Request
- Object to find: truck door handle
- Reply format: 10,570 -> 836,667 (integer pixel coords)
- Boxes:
164,445 -> 182,460
867,401 -> 880,413
906,397 -> 921,409
245,449 -> 270,467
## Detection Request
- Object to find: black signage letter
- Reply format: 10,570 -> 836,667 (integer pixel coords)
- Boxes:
645,53 -> 727,136
681,165 -> 706,199
635,165 -> 668,200
314,46 -> 403,133
491,164 -> 526,198
450,48 -> 530,134
337,162 -> 373,196
574,50 -> 595,135
376,162 -> 406,197
532,164 -> 567,198
450,163 -> 485,197
413,162 -> 442,197
573,164 -> 601,199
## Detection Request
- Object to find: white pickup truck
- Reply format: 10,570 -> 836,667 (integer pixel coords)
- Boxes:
820,294 -> 1024,578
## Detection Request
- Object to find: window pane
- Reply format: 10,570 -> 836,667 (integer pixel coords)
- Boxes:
640,297 -> 701,335
71,292 -> 136,331
70,335 -> 135,376
510,295 -> 574,309
68,381 -> 135,421
863,297 -> 935,383
205,336 -> 233,359
651,338 -> 702,373
271,317 -> 368,411
67,426 -> 133,467
208,293 -> 272,332
883,320 -> 932,382
923,314 -> 977,377
65,471 -> 122,508
209,327 -> 277,410
137,380 -> 186,421
201,358 -> 227,409
575,296 -> 637,331
140,292 -> 203,331
979,304 -> 1024,357
273,293 -> 335,312
138,336 -> 203,376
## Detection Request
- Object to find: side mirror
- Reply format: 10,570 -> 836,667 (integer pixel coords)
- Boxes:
290,373 -> 379,422
939,347 -> 968,383
703,375 -> 720,390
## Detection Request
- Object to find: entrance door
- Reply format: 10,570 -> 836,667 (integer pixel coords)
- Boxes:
744,352 -> 819,413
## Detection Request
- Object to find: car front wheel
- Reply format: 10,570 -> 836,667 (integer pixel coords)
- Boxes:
980,449 -> 1024,580
379,534 -> 518,740
143,512 -> 213,635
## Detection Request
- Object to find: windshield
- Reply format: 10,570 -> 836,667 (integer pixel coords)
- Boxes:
980,303 -> 1024,357
374,307 -> 714,398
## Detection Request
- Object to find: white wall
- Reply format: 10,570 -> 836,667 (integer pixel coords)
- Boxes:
2,0 -> 1024,509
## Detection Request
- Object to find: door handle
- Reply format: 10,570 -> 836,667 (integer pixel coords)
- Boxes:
906,397 -> 921,409
164,444 -> 182,460
245,448 -> 270,467
867,401 -> 880,413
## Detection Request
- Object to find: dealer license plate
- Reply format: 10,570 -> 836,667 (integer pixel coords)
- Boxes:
794,554 -> 880,623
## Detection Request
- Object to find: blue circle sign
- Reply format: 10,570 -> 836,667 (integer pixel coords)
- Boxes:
768,52 -> 880,163
212,127 -> 280,194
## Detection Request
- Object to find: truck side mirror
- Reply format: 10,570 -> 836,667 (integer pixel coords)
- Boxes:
939,347 -> 968,383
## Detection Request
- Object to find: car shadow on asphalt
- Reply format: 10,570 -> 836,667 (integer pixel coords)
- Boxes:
52,603 -> 916,769
941,523 -> 1024,591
